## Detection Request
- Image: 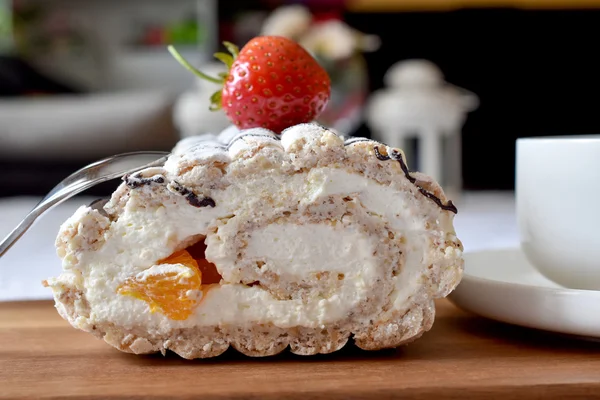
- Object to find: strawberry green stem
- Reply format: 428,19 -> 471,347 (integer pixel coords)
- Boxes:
167,45 -> 223,84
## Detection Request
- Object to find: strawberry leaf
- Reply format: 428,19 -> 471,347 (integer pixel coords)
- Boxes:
209,90 -> 223,111
223,41 -> 239,58
214,52 -> 234,69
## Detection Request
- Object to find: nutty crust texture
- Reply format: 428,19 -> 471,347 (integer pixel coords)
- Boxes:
46,124 -> 463,359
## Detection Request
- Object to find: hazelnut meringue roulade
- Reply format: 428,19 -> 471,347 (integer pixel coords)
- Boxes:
44,123 -> 463,359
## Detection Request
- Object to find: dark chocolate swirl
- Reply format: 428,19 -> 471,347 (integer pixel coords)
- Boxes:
226,132 -> 280,150
374,146 -> 457,214
124,174 -> 165,189
343,137 -> 374,146
169,181 -> 216,208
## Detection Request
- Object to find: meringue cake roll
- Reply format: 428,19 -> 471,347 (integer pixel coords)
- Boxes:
44,123 -> 463,358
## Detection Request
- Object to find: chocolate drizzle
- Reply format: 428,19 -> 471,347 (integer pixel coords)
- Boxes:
187,144 -> 228,157
124,174 -> 165,189
344,137 -> 373,146
226,133 -> 280,150
374,147 -> 416,183
374,146 -> 457,214
169,181 -> 216,208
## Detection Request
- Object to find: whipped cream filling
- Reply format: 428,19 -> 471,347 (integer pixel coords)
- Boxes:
200,223 -> 378,328
54,167 -> 432,333
199,222 -> 380,327
306,167 -> 429,310
244,223 -> 376,276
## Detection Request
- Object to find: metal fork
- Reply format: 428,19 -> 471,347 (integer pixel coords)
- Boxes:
0,151 -> 169,258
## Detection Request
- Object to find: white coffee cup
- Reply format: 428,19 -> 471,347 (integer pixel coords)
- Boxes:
516,135 -> 600,290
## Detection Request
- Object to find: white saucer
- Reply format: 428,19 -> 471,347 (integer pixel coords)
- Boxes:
448,248 -> 600,339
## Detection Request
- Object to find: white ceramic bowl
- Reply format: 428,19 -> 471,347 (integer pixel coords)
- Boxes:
516,135 -> 600,290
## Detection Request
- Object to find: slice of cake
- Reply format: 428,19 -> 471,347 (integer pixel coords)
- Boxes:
44,122 -> 463,358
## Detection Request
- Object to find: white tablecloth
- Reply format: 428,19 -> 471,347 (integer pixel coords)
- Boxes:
0,191 -> 519,301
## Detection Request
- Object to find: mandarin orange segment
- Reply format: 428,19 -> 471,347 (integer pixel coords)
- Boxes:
117,250 -> 203,321
159,249 -> 201,270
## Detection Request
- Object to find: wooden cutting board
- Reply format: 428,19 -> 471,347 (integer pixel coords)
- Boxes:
1,299 -> 599,399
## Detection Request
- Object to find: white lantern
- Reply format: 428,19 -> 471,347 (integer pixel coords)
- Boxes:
365,59 -> 478,201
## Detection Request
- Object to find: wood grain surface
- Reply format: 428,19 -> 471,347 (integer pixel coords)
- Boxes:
1,299 -> 599,399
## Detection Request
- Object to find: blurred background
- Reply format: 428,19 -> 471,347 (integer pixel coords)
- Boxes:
1,0 -> 600,198
2,0 -> 600,300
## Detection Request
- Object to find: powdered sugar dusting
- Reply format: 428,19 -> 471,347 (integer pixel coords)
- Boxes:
166,123 -> 379,175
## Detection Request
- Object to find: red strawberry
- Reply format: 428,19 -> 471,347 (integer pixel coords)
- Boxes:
169,36 -> 331,133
